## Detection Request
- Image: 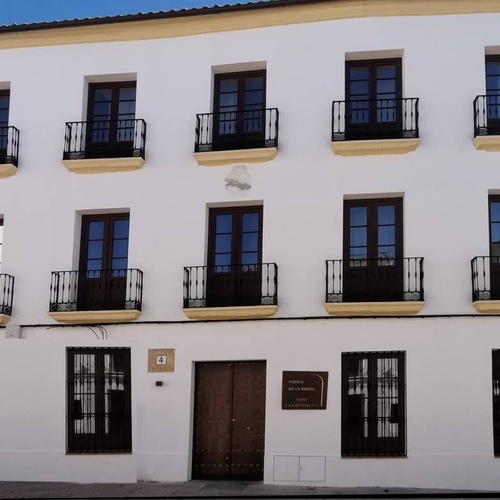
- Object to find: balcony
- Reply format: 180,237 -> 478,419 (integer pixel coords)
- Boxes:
193,108 -> 279,166
0,126 -> 19,178
62,119 -> 147,174
183,263 -> 278,320
473,95 -> 500,151
471,256 -> 500,312
331,98 -> 420,156
48,269 -> 143,324
0,274 -> 15,325
325,257 -> 424,316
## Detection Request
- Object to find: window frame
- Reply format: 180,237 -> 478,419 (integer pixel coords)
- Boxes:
341,350 -> 406,457
67,347 -> 132,453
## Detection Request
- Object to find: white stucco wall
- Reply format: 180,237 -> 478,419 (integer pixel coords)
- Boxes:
0,9 -> 498,489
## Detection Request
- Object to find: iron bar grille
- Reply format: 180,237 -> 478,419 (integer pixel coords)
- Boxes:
325,257 -> 424,303
0,126 -> 20,167
341,351 -> 406,457
331,98 -> 419,141
194,108 -> 279,152
493,350 -> 500,456
67,347 -> 131,453
470,256 -> 500,301
0,274 -> 14,316
473,95 -> 500,137
63,119 -> 147,160
49,269 -> 143,312
183,263 -> 278,308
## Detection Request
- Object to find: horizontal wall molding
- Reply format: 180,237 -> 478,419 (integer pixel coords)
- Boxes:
1,0 -> 500,49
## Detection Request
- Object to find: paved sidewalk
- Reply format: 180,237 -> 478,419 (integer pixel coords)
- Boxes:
0,480 -> 496,499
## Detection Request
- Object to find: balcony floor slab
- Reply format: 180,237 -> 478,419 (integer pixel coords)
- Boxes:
62,157 -> 145,174
48,309 -> 141,324
193,147 -> 278,166
324,301 -> 425,316
331,138 -> 420,156
183,305 -> 278,320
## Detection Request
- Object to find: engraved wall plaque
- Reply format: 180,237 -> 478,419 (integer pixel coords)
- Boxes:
282,371 -> 328,410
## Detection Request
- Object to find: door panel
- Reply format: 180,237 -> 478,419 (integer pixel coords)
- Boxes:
346,59 -> 402,140
486,57 -> 500,135
86,82 -> 136,158
192,361 -> 266,480
207,207 -> 263,307
0,91 -> 9,162
489,197 -> 500,299
78,214 -> 129,310
213,71 -> 266,150
343,199 -> 403,302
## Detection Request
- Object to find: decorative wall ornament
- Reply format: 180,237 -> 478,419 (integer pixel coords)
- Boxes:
225,165 -> 251,197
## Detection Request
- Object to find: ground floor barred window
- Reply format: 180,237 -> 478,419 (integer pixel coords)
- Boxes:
341,351 -> 406,457
67,347 -> 131,453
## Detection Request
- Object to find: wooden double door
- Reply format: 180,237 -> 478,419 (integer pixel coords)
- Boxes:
192,361 -> 266,480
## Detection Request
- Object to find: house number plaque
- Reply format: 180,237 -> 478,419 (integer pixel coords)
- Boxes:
282,371 -> 329,410
148,349 -> 175,373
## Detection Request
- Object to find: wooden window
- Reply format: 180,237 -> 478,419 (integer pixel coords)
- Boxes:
345,59 -> 402,140
486,56 -> 500,132
493,350 -> 500,455
0,90 -> 9,155
67,347 -> 131,453
78,213 -> 129,310
212,70 -> 266,150
343,198 -> 403,302
206,206 -> 263,307
342,351 -> 406,457
86,82 -> 136,158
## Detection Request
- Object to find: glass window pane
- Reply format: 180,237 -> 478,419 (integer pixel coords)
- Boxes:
94,89 -> 112,102
113,239 -> 128,259
215,234 -> 232,253
377,65 -> 396,79
220,93 -> 238,108
242,213 -> 259,232
242,233 -> 258,252
244,90 -> 263,106
487,62 -> 500,76
350,227 -> 367,247
220,79 -> 238,93
350,67 -> 369,80
377,79 -> 396,95
87,240 -> 103,259
378,226 -> 395,246
216,214 -> 232,233
491,202 -> 500,223
350,247 -> 367,260
378,245 -> 395,259
245,76 -> 264,91
112,258 -> 127,270
87,259 -> 102,271
119,87 -> 136,101
378,205 -> 395,225
350,81 -> 369,96
215,254 -> 231,268
491,223 -> 500,246
241,252 -> 258,265
89,221 -> 104,240
114,220 -> 129,239
118,101 -> 135,116
350,206 -> 367,226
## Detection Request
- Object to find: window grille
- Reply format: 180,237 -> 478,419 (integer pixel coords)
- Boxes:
67,347 -> 131,453
341,351 -> 406,457
493,350 -> 500,455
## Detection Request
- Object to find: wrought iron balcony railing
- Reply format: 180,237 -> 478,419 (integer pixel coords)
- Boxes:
0,126 -> 20,167
184,263 -> 278,308
49,269 -> 143,312
195,108 -> 279,152
0,274 -> 15,316
326,258 -> 424,303
473,95 -> 500,137
470,256 -> 500,301
332,98 -> 419,142
63,119 -> 147,160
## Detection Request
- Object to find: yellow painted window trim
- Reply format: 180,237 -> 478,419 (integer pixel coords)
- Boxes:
324,301 -> 425,317
183,305 -> 278,320
331,138 -> 420,157
48,309 -> 141,324
62,157 -> 145,174
193,147 -> 278,167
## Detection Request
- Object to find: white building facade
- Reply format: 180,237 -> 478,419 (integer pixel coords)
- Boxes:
0,0 -> 500,489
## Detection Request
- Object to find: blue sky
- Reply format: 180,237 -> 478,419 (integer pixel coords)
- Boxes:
1,0 -> 256,26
